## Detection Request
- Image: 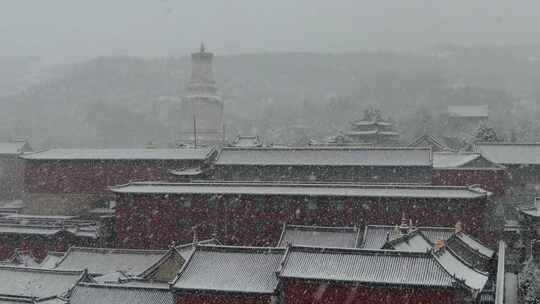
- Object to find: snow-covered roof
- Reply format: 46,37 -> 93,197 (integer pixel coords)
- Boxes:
279,246 -> 458,288
4,214 -> 78,221
1,250 -> 40,268
361,225 -> 455,249
231,136 -> 263,147
384,231 -> 433,252
519,206 -> 540,218
475,142 -> 540,165
40,252 -> 67,269
20,147 -> 214,161
172,245 -> 284,294
0,266 -> 84,300
0,296 -> 33,303
69,283 -> 173,304
53,247 -> 167,276
0,200 -> 25,214
168,167 -> 205,177
433,248 -> 489,293
138,239 -> 221,281
445,234 -> 494,273
174,239 -> 220,260
277,225 -> 361,248
433,152 -> 502,169
214,147 -> 431,167
111,182 -> 490,199
455,233 -> 494,258
0,141 -> 30,155
448,105 -> 489,118
408,134 -> 453,152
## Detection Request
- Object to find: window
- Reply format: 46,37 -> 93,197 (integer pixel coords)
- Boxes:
335,200 -> 345,210
182,195 -> 192,208
255,222 -> 265,232
307,201 -> 318,210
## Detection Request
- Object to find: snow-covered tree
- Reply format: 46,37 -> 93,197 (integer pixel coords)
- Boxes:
520,259 -> 540,303
473,123 -> 501,142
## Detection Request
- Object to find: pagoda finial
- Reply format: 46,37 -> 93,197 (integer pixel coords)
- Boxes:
200,42 -> 205,53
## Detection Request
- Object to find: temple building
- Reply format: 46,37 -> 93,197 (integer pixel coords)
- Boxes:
179,44 -> 224,146
344,118 -> 399,145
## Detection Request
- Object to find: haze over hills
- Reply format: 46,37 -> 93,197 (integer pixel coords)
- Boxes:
1,45 -> 540,148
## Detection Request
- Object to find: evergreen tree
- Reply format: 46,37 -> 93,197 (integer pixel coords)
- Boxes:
474,123 -> 500,142
520,259 -> 540,303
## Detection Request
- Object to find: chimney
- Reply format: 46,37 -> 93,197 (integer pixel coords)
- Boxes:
435,239 -> 445,251
399,214 -> 409,235
454,221 -> 464,234
535,197 -> 540,211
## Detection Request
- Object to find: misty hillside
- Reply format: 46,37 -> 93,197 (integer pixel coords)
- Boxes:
1,46 -> 540,148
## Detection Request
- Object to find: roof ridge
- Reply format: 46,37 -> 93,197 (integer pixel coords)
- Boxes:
76,282 -> 170,291
289,245 -> 432,257
0,265 -> 84,275
197,244 -> 286,254
220,146 -> 431,151
284,224 -> 359,232
68,246 -> 167,254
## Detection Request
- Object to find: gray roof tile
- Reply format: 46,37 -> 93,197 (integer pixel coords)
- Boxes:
172,245 -> 284,294
111,182 -> 490,199
277,225 -> 360,248
215,147 -> 432,166
20,148 -> 214,160
475,142 -> 540,165
361,225 -> 455,249
280,247 -> 457,288
0,266 -> 84,299
69,283 -> 173,304
53,247 -> 166,276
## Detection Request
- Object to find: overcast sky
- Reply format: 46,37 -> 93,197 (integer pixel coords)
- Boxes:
1,0 -> 540,63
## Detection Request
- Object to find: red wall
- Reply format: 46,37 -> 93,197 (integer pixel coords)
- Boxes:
175,292 -> 273,304
282,280 -> 464,304
115,193 -> 492,249
24,159 -> 202,194
0,233 -> 96,261
432,169 -> 507,196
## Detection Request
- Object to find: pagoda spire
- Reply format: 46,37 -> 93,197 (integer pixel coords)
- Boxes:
200,42 -> 205,53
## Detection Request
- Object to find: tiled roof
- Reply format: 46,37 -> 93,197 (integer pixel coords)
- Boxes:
53,247 -> 166,276
214,147 -> 431,167
475,142 -> 540,165
139,239 -> 220,280
20,147 -> 214,160
0,296 -> 33,303
433,152 -> 502,169
361,225 -> 455,249
277,225 -> 360,248
0,266 -> 84,300
448,105 -> 489,118
384,231 -> 433,252
446,234 -> 494,272
92,271 -> 130,284
433,248 -> 489,293
111,182 -> 490,199
174,239 -> 220,260
408,134 -> 453,152
0,223 -> 99,239
279,247 -> 457,288
38,253 -> 66,270
455,233 -> 494,258
69,283 -> 174,304
172,245 -> 284,294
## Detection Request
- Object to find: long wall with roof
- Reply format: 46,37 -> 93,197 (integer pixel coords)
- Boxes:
112,183 -> 492,249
